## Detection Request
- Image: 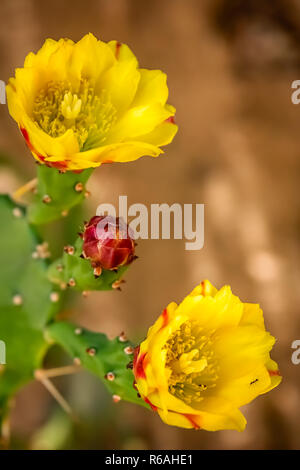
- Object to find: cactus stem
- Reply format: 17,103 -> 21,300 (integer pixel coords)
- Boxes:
112,394 -> 121,403
74,182 -> 84,193
105,372 -> 115,381
64,245 -> 75,255
42,194 -> 52,204
35,365 -> 81,379
74,327 -> 82,335
124,346 -> 134,355
50,292 -> 60,303
93,266 -> 102,277
61,210 -> 69,217
12,294 -> 23,306
60,282 -> 67,290
56,264 -> 64,272
78,232 -> 83,239
12,207 -> 23,218
34,370 -> 76,417
86,347 -> 97,357
68,278 -> 76,287
118,332 -> 127,342
12,177 -> 37,203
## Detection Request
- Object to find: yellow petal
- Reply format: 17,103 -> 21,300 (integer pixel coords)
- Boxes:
240,303 -> 265,330
69,33 -> 115,84
157,409 -> 200,429
132,69 -> 168,107
108,40 -> 139,65
24,38 -> 69,68
190,280 -> 218,297
175,285 -> 243,330
137,120 -> 178,147
199,408 -> 247,432
106,103 -> 174,143
216,364 -> 272,408
20,111 -> 80,160
263,358 -> 282,393
142,302 -> 178,347
215,325 -> 276,379
96,57 -> 140,114
157,407 -> 246,432
73,140 -> 163,166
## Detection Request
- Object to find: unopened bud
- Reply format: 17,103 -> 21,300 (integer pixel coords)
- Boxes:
82,216 -> 135,272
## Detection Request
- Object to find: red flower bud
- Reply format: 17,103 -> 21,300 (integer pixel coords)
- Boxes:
82,216 -> 135,272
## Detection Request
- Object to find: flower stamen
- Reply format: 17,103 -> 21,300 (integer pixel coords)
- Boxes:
164,321 -> 219,406
32,80 -> 117,151
61,92 -> 82,120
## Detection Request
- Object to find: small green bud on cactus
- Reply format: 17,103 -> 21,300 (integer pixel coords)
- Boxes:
82,216 -> 136,276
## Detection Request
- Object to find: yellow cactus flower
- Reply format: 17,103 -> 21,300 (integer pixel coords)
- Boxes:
133,280 -> 281,431
6,33 -> 178,171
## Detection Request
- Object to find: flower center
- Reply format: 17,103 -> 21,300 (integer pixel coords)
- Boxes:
32,80 -> 117,151
164,321 -> 219,407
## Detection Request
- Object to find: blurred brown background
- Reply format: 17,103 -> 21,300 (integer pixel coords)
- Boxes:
0,0 -> 300,450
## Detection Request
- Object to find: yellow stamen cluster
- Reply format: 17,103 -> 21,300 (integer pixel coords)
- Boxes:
32,79 -> 117,151
164,321 -> 219,406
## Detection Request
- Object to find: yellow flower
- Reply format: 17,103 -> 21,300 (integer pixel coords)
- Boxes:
6,34 -> 177,171
133,280 -> 281,431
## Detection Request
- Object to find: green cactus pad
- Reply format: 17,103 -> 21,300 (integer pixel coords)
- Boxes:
27,165 -> 93,225
46,321 -> 148,409
0,195 -> 60,425
47,237 -> 128,291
